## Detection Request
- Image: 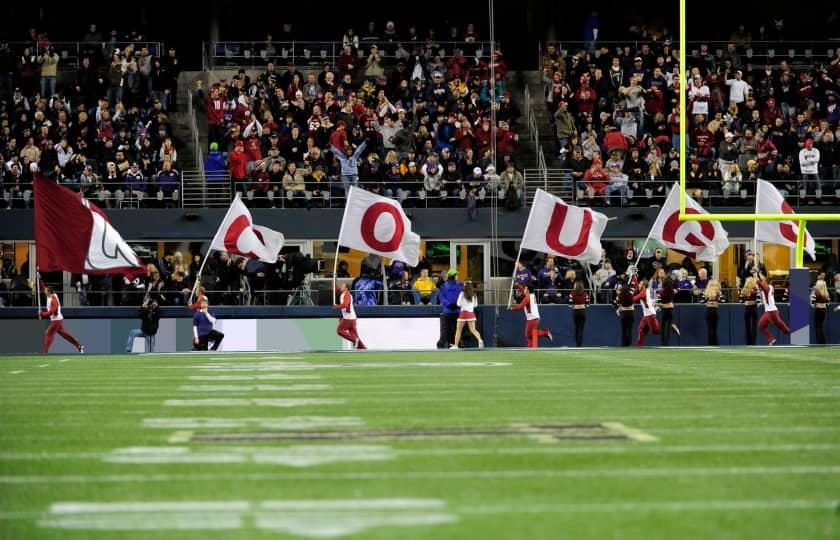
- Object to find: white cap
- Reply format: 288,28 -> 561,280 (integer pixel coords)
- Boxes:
29,162 -> 38,173
485,165 -> 496,172
473,167 -> 482,175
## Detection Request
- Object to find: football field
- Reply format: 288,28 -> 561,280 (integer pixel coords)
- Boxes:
1,348 -> 838,539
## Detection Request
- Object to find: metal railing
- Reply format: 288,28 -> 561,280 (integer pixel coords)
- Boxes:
186,88 -> 204,172
180,170 -> 232,208
5,41 -> 164,70
209,40 -> 498,69
538,40 -> 682,71
523,169 -> 573,203
685,41 -> 839,65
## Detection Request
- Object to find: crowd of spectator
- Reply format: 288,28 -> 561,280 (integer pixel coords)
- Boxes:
0,26 -> 184,209
685,37 -> 840,205
543,39 -> 682,207
200,21 -> 527,212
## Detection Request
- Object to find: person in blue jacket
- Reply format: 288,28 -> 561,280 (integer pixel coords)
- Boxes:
204,142 -> 227,182
330,140 -> 367,198
193,298 -> 224,351
437,268 -> 463,348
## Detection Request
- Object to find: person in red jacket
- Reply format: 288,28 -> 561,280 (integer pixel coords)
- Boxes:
756,271 -> 790,345
40,284 -> 84,354
228,139 -> 248,193
334,283 -> 366,349
496,120 -> 518,157
197,80 -> 226,147
583,159 -> 609,198
633,279 -> 660,346
509,283 -> 553,348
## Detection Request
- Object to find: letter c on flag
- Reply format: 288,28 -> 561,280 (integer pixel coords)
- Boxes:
663,209 -> 715,247
361,202 -> 404,252
545,203 -> 592,257
778,201 -> 799,244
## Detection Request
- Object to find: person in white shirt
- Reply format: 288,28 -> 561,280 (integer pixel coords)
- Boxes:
689,74 -> 710,118
40,284 -> 84,354
725,70 -> 750,107
451,281 -> 484,349
798,138 -> 821,197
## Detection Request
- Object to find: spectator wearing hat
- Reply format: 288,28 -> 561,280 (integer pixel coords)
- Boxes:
799,138 -> 821,200
725,70 -> 750,110
583,159 -> 609,203
197,80 -> 225,148
204,142 -> 227,182
421,157 -> 443,205
229,140 -> 249,196
437,268 -> 463,348
554,100 -> 577,160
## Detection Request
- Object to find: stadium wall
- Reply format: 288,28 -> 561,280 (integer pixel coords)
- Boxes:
2,305 -> 837,354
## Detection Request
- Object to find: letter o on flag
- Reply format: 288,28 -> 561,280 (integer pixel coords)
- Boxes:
360,202 -> 404,252
663,209 -> 715,247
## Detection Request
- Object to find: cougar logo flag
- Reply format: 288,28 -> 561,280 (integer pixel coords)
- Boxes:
755,179 -> 815,260
520,189 -> 608,265
210,195 -> 285,263
648,183 -> 730,261
338,186 -> 421,265
33,174 -> 144,276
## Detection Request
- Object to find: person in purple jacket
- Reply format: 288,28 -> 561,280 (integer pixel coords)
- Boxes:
193,298 -> 224,351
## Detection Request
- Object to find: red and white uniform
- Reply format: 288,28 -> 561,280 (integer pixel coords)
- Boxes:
757,279 -> 790,343
335,290 -> 365,349
40,293 -> 82,353
634,286 -> 660,346
457,292 -> 478,321
511,291 -> 551,348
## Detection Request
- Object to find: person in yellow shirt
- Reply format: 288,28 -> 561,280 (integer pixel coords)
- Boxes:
411,268 -> 439,305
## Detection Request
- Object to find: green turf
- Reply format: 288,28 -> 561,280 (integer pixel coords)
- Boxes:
1,348 -> 839,539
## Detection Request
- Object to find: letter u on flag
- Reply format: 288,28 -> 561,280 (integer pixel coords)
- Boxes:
520,188 -> 608,265
755,179 -> 815,260
338,186 -> 421,266
210,195 -> 284,263
647,183 -> 730,261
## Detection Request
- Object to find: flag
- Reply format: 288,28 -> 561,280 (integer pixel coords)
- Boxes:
338,186 -> 420,266
34,174 -> 144,276
209,195 -> 285,263
755,179 -> 815,260
648,183 -> 730,261
520,188 -> 608,265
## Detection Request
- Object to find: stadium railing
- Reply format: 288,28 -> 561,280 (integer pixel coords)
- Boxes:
6,41 -> 165,70
685,41 -> 840,67
209,41 -> 498,70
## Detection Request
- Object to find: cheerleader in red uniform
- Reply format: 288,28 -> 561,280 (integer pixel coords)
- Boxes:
40,285 -> 84,354
812,279 -> 830,345
510,283 -> 553,348
657,276 -> 680,345
334,283 -> 366,349
634,279 -> 660,346
568,280 -> 588,347
701,279 -> 724,345
740,276 -> 758,345
756,271 -> 790,345
451,281 -> 484,349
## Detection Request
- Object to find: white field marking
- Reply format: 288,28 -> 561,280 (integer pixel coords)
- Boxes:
38,364 -> 49,368
599,422 -> 658,442
206,356 -> 306,361
58,359 -> 71,363
167,431 -> 192,443
38,514 -> 242,531
163,398 -> 344,407
255,512 -> 457,538
193,361 -> 511,371
0,452 -> 103,460
5,466 -> 840,484
258,499 -> 444,510
102,445 -> 395,467
187,374 -> 321,381
143,416 -> 364,430
177,384 -> 331,393
8,370 -> 25,375
49,501 -> 251,514
458,499 -> 839,515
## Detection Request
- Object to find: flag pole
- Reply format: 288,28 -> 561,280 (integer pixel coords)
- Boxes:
36,268 -> 41,319
753,178 -> 760,267
189,194 -> 241,303
332,245 -> 341,305
506,244 -> 524,308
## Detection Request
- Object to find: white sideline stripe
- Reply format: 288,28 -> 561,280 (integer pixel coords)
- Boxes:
38,364 -> 49,368
177,384 -> 331,392
38,515 -> 243,530
458,500 -> 839,514
4,466 -> 840,484
258,499 -> 444,510
102,445 -> 395,467
187,374 -> 320,381
163,398 -> 344,407
193,361 -> 511,371
59,359 -> 71,363
49,501 -> 251,514
8,370 -> 25,375
142,416 -> 364,430
209,356 -> 305,361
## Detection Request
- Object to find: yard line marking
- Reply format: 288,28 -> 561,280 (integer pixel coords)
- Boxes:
167,431 -> 193,443
101,445 -> 396,467
4,466 -> 840,484
187,374 -> 321,381
143,416 -> 364,430
192,361 -> 511,371
255,512 -> 456,538
177,384 -> 331,393
163,398 -> 344,408
458,499 -> 839,514
8,370 -> 25,375
601,422 -> 658,442
58,359 -> 71,363
38,513 -> 243,531
209,356 -> 305,361
38,364 -> 49,368
258,499 -> 444,510
49,501 -> 251,514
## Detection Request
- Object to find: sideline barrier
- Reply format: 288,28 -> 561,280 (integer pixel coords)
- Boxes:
2,305 -> 837,354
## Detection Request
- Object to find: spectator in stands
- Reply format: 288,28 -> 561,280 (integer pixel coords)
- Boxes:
204,142 -> 227,181
155,160 -> 180,207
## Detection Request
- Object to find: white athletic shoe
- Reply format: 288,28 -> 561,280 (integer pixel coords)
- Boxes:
478,340 -> 484,349
768,339 -> 777,346
78,345 -> 85,354
671,324 -> 681,336
354,338 -> 359,349
546,330 -> 553,342
449,345 -> 459,349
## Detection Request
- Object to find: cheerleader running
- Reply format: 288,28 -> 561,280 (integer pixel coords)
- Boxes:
334,283 -> 366,349
702,279 -> 724,345
568,281 -> 588,347
756,271 -> 790,345
657,276 -> 680,345
510,283 -> 553,348
634,279 -> 660,346
451,281 -> 484,349
740,276 -> 758,345
812,279 -> 830,345
615,284 -> 635,347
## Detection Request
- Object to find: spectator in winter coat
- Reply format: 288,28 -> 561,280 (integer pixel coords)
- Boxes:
204,142 -> 227,182
228,140 -> 249,192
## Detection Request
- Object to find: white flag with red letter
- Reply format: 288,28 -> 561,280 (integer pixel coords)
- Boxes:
648,183 -> 730,261
210,195 -> 285,263
520,189 -> 608,265
338,186 -> 420,265
755,179 -> 815,260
